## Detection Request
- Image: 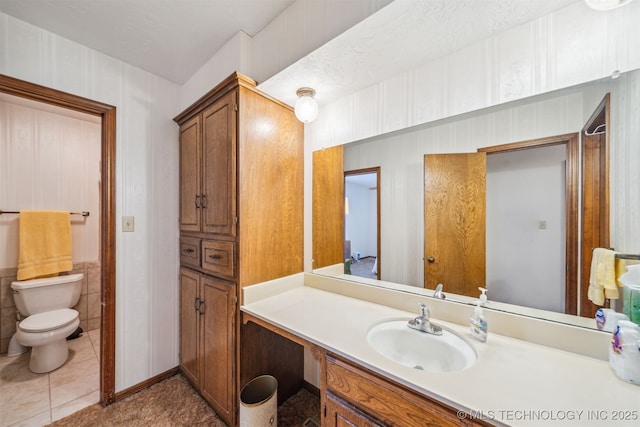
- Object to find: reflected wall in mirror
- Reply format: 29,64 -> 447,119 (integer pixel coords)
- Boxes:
313,69 -> 640,329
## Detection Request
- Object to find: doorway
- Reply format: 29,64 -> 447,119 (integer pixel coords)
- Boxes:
344,168 -> 380,280
0,74 -> 116,404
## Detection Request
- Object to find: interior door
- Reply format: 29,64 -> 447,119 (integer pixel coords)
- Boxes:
424,153 -> 486,297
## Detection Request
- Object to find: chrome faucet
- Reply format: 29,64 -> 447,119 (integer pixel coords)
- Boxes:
433,283 -> 445,299
407,303 -> 442,335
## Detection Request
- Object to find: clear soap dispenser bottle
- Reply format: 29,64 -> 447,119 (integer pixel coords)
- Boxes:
470,287 -> 488,342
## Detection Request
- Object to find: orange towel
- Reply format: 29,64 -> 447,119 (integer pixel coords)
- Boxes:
17,210 -> 73,280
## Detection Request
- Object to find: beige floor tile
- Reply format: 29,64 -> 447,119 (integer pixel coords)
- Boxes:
7,409 -> 51,427
49,356 -> 99,389
50,370 -> 99,407
0,387 -> 49,427
66,335 -> 96,365
1,325 -> 100,426
0,353 -> 43,388
0,372 -> 48,408
51,390 -> 100,422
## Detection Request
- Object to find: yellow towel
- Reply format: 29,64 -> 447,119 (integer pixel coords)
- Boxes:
17,210 -> 73,280
588,248 -> 627,305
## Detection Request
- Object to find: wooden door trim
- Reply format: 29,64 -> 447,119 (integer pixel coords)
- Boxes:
580,93 -> 610,318
479,133 -> 579,315
0,74 -> 117,404
344,167 -> 381,280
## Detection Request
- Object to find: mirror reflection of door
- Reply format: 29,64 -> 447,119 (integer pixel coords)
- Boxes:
345,168 -> 380,280
424,153 -> 486,297
424,134 -> 579,309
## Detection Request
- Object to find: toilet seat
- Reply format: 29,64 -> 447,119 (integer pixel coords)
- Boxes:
19,308 -> 78,333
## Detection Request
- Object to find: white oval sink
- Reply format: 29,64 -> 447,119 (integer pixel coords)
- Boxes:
366,320 -> 477,372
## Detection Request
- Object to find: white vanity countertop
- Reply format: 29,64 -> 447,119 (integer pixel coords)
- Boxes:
241,278 -> 640,427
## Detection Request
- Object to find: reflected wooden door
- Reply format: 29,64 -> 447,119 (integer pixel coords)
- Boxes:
424,153 -> 486,297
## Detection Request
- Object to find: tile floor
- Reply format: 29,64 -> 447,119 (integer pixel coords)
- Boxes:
0,329 -> 100,427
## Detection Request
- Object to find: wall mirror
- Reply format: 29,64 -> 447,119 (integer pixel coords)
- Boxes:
312,67 -> 640,331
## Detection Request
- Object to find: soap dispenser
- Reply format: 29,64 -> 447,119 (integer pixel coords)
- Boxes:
470,287 -> 488,342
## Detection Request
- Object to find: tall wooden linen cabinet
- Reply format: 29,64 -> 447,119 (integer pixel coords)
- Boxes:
174,73 -> 304,426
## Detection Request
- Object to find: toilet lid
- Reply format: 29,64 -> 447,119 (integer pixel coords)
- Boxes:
20,308 -> 79,332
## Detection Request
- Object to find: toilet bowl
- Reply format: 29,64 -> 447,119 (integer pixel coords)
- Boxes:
11,273 -> 84,373
16,308 -> 80,373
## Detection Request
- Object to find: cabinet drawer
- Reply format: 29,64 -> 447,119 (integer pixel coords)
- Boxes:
180,237 -> 201,269
327,356 -> 479,427
202,240 -> 235,278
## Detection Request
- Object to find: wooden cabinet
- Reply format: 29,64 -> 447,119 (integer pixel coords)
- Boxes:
180,268 -> 236,423
175,72 -> 304,426
326,392 -> 382,427
179,91 -> 237,236
325,355 -> 491,427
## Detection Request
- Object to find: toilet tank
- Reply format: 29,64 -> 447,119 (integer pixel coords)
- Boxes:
11,273 -> 84,316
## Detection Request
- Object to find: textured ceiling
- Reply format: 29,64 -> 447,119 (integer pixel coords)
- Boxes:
0,0 -> 295,84
259,0 -> 580,107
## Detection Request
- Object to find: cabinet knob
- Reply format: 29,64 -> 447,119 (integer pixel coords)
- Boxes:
200,194 -> 207,208
427,256 -> 435,263
182,248 -> 195,254
209,254 -> 222,260
194,195 -> 201,208
194,297 -> 201,312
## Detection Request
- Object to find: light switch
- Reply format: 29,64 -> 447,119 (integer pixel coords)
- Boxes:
123,216 -> 135,232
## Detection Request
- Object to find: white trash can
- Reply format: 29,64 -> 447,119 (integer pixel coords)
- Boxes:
240,375 -> 278,427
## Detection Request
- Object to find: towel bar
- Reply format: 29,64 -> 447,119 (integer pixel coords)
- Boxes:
0,210 -> 90,217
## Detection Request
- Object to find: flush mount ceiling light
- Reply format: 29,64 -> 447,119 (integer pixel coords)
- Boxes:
294,87 -> 318,123
585,0 -> 634,10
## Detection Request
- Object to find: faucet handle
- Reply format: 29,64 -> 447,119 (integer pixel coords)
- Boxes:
418,303 -> 429,319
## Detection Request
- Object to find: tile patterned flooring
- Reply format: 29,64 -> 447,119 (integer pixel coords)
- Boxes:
0,329 -> 100,427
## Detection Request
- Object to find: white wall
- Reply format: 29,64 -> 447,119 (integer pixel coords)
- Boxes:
345,181 -> 376,259
308,1 -> 640,150
0,12 -> 180,391
0,96 -> 101,268
486,146 -> 566,312
178,0 -> 392,112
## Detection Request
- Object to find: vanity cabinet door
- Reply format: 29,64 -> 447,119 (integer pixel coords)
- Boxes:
200,276 -> 236,426
326,393 -> 383,427
201,91 -> 237,236
179,116 -> 202,232
179,268 -> 200,385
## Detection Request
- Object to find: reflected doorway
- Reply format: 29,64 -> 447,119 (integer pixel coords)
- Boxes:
344,168 -> 380,280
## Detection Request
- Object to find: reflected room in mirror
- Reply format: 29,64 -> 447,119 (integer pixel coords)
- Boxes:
312,68 -> 640,331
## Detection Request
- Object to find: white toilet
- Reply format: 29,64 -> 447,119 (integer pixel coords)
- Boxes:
11,273 -> 83,373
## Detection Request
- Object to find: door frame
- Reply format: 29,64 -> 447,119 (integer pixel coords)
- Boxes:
344,167 -> 381,280
0,74 -> 117,404
478,133 -> 579,315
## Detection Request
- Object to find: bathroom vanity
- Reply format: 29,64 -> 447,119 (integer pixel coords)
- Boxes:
241,273 -> 640,427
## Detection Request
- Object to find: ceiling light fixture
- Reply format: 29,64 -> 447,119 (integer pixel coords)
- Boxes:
294,87 -> 318,123
584,0 -> 634,10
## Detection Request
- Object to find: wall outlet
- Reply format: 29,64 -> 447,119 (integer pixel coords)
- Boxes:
123,216 -> 135,232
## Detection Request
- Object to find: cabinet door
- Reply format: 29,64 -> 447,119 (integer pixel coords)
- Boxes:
179,268 -> 200,385
200,276 -> 236,425
179,116 -> 202,232
201,91 -> 237,236
326,393 -> 382,427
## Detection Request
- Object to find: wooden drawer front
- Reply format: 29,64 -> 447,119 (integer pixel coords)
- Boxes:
202,240 -> 235,278
326,356 -> 477,427
180,237 -> 201,268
